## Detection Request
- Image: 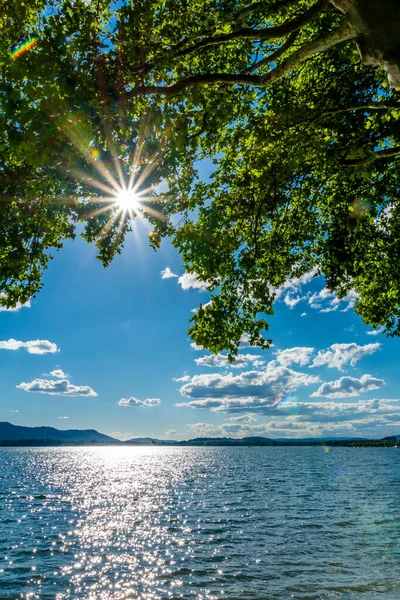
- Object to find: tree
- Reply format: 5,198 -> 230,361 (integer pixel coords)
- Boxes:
1,0 -> 400,356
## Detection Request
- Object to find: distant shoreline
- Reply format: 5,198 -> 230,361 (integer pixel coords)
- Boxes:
0,439 -> 398,448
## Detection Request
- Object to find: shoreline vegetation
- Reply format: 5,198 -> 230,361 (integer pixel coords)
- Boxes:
0,422 -> 398,447
0,438 -> 399,448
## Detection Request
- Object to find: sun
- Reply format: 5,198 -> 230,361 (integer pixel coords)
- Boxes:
115,189 -> 140,211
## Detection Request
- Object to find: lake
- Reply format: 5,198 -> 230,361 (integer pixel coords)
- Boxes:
0,446 -> 399,599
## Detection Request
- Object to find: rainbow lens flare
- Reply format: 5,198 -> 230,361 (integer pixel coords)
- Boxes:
10,37 -> 39,61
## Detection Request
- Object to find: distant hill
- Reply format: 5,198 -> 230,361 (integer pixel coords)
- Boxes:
124,437 -> 178,445
0,422 -> 398,447
0,422 -> 118,444
381,435 -> 400,441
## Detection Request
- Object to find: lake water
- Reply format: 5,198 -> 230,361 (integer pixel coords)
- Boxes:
0,446 -> 399,599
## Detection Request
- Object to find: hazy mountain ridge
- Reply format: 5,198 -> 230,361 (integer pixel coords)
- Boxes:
0,422 -> 118,443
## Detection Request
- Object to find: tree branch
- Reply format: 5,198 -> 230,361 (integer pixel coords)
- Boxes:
243,31 -> 299,73
173,0 -> 331,59
344,146 -> 400,167
310,101 -> 400,123
129,23 -> 355,98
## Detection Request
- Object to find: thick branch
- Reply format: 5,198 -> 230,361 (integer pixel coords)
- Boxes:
137,0 -> 325,78
129,23 -> 355,98
174,0 -> 331,59
244,31 -> 299,73
331,0 -> 400,88
311,101 -> 400,123
345,146 -> 400,167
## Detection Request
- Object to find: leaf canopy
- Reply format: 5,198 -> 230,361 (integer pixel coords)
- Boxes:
1,0 -> 400,354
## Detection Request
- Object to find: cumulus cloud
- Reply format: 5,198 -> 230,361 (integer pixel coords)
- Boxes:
47,369 -> 68,378
0,339 -> 59,354
190,342 -> 204,351
284,293 -> 308,309
0,295 -> 31,312
227,414 -> 256,423
308,288 -> 358,313
275,347 -> 314,367
273,268 -> 319,301
238,333 -> 254,348
185,398 -> 400,438
160,266 -> 178,279
270,268 -> 359,315
118,396 -> 161,407
165,429 -> 178,437
367,328 -> 384,336
311,374 -> 385,398
311,343 -> 381,371
173,375 -> 190,382
177,361 -> 320,412
268,266 -> 363,316
178,272 -> 209,291
17,378 -> 97,397
195,353 -> 263,369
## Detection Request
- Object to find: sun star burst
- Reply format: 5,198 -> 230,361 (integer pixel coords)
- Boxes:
115,189 -> 140,212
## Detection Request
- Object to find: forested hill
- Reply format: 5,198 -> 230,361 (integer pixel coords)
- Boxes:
0,422 -> 399,446
0,422 -> 118,444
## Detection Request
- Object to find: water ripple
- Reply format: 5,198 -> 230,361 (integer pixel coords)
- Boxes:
0,447 -> 399,599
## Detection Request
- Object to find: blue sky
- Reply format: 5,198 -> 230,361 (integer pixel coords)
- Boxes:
1,210 -> 400,440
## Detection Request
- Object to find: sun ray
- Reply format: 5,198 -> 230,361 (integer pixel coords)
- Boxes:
67,169 -> 118,197
128,114 -> 151,190
140,204 -> 168,222
81,203 -> 116,220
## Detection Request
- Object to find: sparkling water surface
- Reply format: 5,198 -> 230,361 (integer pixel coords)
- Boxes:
0,446 -> 399,599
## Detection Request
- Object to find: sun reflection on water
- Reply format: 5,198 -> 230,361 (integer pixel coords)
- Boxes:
1,446 -> 399,599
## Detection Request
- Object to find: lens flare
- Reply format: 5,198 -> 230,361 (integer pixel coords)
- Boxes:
10,37 -> 39,61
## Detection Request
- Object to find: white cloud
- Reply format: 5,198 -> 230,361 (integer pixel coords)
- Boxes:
47,369 -> 68,378
190,342 -> 204,351
165,429 -> 178,437
195,353 -> 262,369
301,312 -> 307,317
0,295 -> 31,312
275,347 -> 314,367
311,374 -> 384,398
58,416 -> 70,419
271,268 -> 360,316
118,396 -> 161,407
173,375 -> 190,382
178,272 -> 209,291
238,333 -> 253,348
160,266 -> 178,279
17,378 -> 97,396
177,361 -> 320,412
191,300 -> 212,313
184,398 -> 400,438
367,327 -> 384,336
308,288 -> 358,313
273,267 -> 319,301
0,339 -> 59,354
227,414 -> 256,423
284,293 -> 307,309
311,342 -> 381,371
10,409 -> 19,413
